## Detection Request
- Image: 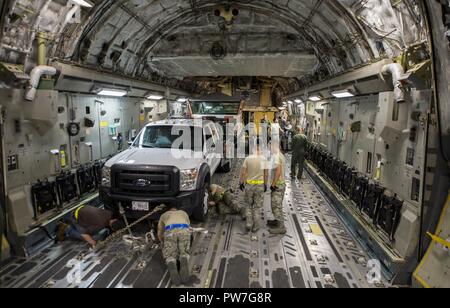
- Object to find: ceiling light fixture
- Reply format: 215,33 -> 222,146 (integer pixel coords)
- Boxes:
177,98 -> 188,103
71,0 -> 94,8
308,96 -> 322,102
97,89 -> 128,97
331,89 -> 355,98
295,99 -> 303,104
147,95 -> 164,100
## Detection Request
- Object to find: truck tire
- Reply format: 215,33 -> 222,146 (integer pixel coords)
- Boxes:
100,192 -> 120,217
220,161 -> 231,173
193,181 -> 210,222
104,203 -> 120,218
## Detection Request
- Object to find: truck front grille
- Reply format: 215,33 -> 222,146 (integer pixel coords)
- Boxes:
111,165 -> 179,196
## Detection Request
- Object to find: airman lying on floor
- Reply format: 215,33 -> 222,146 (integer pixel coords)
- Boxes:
209,184 -> 246,219
57,206 -> 124,248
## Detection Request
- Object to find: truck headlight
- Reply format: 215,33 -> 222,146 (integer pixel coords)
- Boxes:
102,167 -> 111,188
180,168 -> 198,191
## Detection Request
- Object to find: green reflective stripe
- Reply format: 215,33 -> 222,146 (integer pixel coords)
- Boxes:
74,206 -> 85,220
247,180 -> 264,185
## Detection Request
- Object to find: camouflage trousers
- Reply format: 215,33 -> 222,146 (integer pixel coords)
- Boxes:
163,229 -> 191,264
244,185 -> 265,227
271,184 -> 286,224
218,191 -> 243,215
291,155 -> 305,179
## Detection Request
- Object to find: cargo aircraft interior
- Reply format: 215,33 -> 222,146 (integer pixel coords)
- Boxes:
0,0 -> 449,289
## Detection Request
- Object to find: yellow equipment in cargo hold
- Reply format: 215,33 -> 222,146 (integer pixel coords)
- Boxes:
0,201 -> 8,261
60,150 -> 67,168
413,192 -> 450,288
243,106 -> 278,136
1,234 -> 10,261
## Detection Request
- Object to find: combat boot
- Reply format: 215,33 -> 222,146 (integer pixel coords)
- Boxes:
239,208 -> 247,221
269,221 -> 287,235
245,209 -> 253,232
57,223 -> 69,242
167,260 -> 181,286
267,220 -> 277,227
252,215 -> 261,233
179,255 -> 191,285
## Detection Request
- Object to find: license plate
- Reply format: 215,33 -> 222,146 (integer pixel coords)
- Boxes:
132,201 -> 149,211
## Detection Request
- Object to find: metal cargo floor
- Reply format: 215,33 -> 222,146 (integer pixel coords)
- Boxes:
0,158 -> 388,288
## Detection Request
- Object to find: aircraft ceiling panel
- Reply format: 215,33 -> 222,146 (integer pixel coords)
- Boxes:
149,53 -> 319,78
0,0 -> 428,96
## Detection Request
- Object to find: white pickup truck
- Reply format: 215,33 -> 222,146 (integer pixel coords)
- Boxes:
100,119 -> 229,221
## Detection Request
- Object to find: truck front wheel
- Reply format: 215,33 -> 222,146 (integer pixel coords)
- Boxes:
193,181 -> 210,222
220,161 -> 231,173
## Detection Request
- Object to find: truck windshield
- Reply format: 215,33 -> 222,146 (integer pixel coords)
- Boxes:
140,126 -> 203,151
191,101 -> 240,115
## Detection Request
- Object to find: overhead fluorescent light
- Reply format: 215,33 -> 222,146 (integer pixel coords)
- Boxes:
97,89 -> 127,97
147,95 -> 164,100
308,96 -> 322,102
288,101 -> 294,105
295,99 -> 303,104
71,0 -> 94,8
177,98 -> 188,102
282,101 -> 287,106
331,89 -> 355,98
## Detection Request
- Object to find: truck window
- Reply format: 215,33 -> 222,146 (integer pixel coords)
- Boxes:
204,125 -> 213,141
139,126 -> 203,151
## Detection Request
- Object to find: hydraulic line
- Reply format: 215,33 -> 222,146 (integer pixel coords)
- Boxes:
422,1 -> 450,163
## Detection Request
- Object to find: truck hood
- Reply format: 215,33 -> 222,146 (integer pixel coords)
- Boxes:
105,147 -> 204,170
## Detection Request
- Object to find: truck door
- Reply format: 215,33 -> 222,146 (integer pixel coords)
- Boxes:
204,124 -> 220,174
211,123 -> 223,168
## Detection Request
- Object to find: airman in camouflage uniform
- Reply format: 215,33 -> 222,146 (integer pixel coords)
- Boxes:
239,141 -> 268,233
291,127 -> 308,181
243,185 -> 265,231
157,207 -> 191,286
209,184 -> 245,218
268,142 -> 287,235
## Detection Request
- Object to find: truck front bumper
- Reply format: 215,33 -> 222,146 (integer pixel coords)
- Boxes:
100,187 -> 203,219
